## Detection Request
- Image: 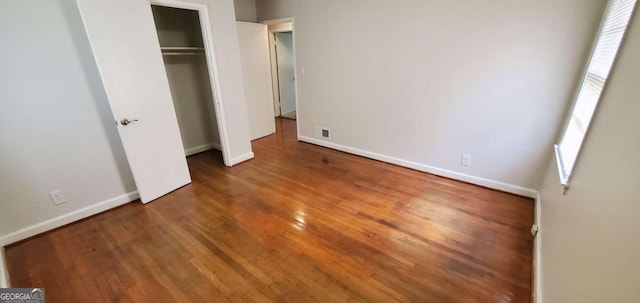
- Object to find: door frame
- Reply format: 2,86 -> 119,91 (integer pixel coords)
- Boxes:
149,0 -> 232,166
262,18 -> 300,136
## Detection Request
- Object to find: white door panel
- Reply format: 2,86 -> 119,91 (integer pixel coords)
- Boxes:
76,0 -> 191,203
237,22 -> 276,140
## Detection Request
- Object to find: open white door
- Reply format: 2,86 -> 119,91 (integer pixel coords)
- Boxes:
76,0 -> 191,203
236,22 -> 276,140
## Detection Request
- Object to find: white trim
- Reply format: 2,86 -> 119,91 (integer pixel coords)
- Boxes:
267,30 -> 281,117
553,144 -> 570,187
261,18 -> 295,26
149,0 -> 234,167
290,19 -> 300,139
184,142 -> 221,156
0,191 -> 139,247
0,247 -> 8,288
230,152 -> 255,166
250,131 -> 276,142
299,136 -> 538,198
533,193 -> 543,303
266,23 -> 293,33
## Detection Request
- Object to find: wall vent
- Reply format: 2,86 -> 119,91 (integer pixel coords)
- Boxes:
315,127 -> 331,139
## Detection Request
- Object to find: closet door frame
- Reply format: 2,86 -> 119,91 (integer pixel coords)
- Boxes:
149,0 -> 232,166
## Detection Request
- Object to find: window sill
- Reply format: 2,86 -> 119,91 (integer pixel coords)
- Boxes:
553,144 -> 571,195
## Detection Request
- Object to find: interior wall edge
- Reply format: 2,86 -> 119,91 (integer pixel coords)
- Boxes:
299,136 -> 539,198
230,152 -> 255,166
0,191 -> 139,247
0,247 -> 8,288
534,192 -> 543,303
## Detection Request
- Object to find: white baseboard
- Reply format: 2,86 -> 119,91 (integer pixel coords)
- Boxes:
250,131 -> 276,142
185,142 -> 221,156
0,247 -> 8,288
533,193 -> 543,303
0,191 -> 139,247
229,152 -> 254,166
299,136 -> 538,198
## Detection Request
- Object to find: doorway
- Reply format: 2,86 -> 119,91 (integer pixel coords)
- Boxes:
274,32 -> 296,120
150,5 -> 223,165
264,19 -> 299,127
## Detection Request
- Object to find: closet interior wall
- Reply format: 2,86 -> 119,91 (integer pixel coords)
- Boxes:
151,5 -> 221,156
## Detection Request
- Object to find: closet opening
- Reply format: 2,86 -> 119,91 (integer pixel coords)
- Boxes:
150,4 -> 225,167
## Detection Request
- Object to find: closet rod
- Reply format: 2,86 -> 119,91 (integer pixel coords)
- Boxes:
162,52 -> 202,56
160,46 -> 204,51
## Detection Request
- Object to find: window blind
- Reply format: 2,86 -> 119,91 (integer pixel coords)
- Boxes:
556,0 -> 637,184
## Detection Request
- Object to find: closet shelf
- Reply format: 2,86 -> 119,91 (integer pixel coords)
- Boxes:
161,46 -> 204,56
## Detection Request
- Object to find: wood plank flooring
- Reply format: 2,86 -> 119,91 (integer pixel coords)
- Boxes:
6,118 -> 533,302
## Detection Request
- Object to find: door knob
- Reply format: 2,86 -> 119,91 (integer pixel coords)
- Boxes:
120,118 -> 139,126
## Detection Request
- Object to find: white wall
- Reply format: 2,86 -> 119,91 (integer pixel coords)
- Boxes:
234,0 -> 257,22
257,0 -> 608,192
163,55 -> 221,154
0,0 -> 136,244
538,9 -> 640,303
152,5 -> 204,47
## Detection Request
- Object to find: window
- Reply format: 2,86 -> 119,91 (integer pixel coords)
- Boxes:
555,0 -> 637,188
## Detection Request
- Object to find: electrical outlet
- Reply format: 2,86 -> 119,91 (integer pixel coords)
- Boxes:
315,127 -> 331,139
461,154 -> 471,166
49,190 -> 67,205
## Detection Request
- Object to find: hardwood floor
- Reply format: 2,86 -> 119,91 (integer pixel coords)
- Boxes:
5,118 -> 533,302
